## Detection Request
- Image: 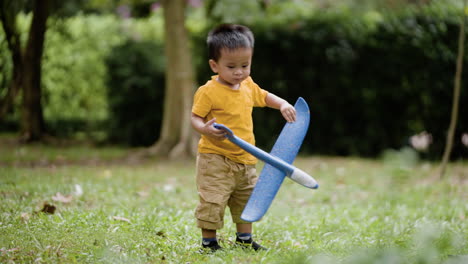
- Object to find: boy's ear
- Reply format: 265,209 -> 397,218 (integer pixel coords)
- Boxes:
208,59 -> 218,73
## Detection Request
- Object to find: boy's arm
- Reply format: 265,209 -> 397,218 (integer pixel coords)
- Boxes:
265,93 -> 296,122
191,113 -> 227,141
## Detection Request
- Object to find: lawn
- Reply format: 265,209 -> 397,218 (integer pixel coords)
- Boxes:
0,141 -> 467,263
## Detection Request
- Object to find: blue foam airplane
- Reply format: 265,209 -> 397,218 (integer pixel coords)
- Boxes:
214,97 -> 318,222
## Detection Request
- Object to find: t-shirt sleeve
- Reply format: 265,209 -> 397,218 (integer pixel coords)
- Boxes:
250,79 -> 268,107
192,87 -> 212,118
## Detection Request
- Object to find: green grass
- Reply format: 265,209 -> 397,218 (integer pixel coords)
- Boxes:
0,142 -> 467,263
0,136 -> 130,166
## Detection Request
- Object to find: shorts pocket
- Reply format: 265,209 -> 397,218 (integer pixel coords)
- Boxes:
246,165 -> 258,186
195,192 -> 225,223
198,153 -> 222,171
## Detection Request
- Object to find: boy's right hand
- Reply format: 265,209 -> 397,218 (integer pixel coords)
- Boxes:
203,118 -> 227,140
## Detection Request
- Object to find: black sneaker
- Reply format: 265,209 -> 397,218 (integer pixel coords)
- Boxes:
235,237 -> 267,251
201,240 -> 223,253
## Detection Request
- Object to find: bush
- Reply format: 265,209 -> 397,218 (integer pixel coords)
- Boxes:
3,7 -> 466,158
195,6 -> 467,159
1,14 -> 166,141
42,15 -> 125,125
105,39 -> 165,146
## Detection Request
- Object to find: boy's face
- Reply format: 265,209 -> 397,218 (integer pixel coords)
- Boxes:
209,48 -> 252,89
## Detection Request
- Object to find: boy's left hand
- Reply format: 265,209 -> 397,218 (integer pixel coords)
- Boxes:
280,102 -> 296,123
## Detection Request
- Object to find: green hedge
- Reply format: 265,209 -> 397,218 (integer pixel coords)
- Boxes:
195,8 -> 467,159
42,15 -> 123,123
0,14 -> 165,140
254,12 -> 467,159
105,39 -> 165,146
1,8 -> 467,158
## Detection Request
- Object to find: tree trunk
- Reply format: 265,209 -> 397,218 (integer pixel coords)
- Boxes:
439,0 -> 466,178
0,2 -> 23,120
149,0 -> 197,159
19,0 -> 49,142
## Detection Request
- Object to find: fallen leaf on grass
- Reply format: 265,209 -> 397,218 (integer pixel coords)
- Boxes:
20,212 -> 30,221
102,170 -> 112,179
294,241 -> 305,248
52,192 -> 73,203
0,247 -> 20,254
112,216 -> 131,223
136,191 -> 149,198
74,184 -> 83,197
163,184 -> 175,192
41,202 -> 56,214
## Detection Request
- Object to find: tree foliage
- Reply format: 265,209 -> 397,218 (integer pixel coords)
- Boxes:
1,0 -> 466,160
195,4 -> 467,159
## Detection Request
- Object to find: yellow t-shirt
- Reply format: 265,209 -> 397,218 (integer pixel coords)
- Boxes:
192,76 -> 268,165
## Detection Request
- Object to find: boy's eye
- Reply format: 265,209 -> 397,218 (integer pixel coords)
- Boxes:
227,66 -> 235,69
242,65 -> 248,68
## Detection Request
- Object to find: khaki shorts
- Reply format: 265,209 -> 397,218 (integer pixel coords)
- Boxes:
195,153 -> 258,230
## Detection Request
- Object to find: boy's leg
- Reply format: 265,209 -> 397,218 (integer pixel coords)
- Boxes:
201,229 -> 222,252
236,223 -> 252,233
229,164 -> 267,251
202,228 -> 217,238
235,223 -> 267,251
195,154 -> 235,252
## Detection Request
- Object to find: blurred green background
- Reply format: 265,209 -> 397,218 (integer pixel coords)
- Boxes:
1,0 -> 467,160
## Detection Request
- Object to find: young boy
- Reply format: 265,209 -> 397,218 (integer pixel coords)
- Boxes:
191,24 -> 297,252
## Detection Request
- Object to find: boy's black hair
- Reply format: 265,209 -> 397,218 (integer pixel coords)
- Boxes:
207,24 -> 254,61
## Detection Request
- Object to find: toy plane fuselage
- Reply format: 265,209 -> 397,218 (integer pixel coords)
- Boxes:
214,97 -> 318,222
